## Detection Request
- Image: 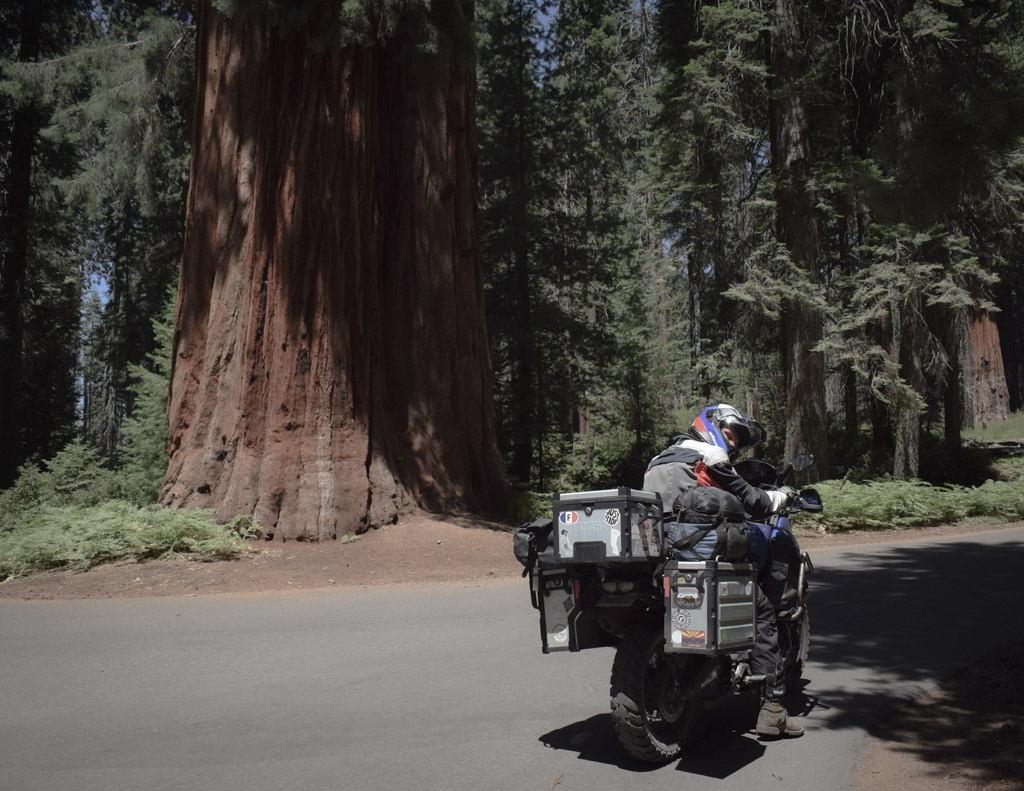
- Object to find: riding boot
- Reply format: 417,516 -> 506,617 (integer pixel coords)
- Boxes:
756,683 -> 804,739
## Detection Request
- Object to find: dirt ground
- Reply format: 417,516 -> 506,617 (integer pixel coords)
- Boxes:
0,512 -> 524,599
2,513 -> 1022,789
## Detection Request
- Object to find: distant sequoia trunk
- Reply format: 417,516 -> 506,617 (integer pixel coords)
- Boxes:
969,310 -> 1011,426
161,1 -> 507,540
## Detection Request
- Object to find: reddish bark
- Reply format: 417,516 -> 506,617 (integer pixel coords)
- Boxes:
161,1 -> 506,540
969,310 -> 1010,425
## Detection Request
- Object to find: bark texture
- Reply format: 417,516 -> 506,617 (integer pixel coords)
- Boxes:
969,310 -> 1010,425
161,1 -> 506,540
892,292 -> 925,479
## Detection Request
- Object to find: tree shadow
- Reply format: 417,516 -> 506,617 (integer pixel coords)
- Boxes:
863,640 -> 1024,789
799,536 -> 1024,786
808,537 -> 1024,679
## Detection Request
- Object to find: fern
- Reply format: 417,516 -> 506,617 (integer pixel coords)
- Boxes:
803,476 -> 1024,533
0,502 -> 257,580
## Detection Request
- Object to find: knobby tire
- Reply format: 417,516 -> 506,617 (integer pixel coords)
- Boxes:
609,622 -> 698,763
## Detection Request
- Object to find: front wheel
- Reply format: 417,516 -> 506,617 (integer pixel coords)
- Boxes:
781,609 -> 811,688
609,622 -> 699,763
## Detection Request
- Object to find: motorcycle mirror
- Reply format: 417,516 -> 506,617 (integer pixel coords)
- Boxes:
792,453 -> 814,472
799,487 -> 823,513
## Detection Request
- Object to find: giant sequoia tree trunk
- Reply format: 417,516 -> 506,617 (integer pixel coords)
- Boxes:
161,1 -> 506,540
770,0 -> 830,481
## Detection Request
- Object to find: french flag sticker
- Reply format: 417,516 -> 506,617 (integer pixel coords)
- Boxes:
559,511 -> 579,525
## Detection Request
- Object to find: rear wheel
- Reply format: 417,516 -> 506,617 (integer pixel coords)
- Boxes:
609,622 -> 699,763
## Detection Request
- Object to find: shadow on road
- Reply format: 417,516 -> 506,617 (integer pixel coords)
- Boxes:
806,537 -> 1024,788
538,703 -> 769,778
538,533 -> 1024,782
811,539 -> 1024,670
673,696 -> 767,778
539,714 -> 660,772
862,639 -> 1024,790
807,538 -> 1024,705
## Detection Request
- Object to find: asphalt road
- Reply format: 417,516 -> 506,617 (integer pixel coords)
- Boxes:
3,526 -> 1024,791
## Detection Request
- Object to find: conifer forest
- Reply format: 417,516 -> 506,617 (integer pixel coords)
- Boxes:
3,0 -> 1024,539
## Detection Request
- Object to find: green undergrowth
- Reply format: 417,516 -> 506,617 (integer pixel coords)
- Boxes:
0,442 -> 258,581
798,473 -> 1024,532
963,411 -> 1024,443
0,502 -> 258,581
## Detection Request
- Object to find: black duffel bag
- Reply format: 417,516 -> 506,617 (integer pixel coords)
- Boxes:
667,487 -> 750,562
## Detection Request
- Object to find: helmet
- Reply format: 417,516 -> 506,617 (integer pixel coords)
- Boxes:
690,404 -> 766,458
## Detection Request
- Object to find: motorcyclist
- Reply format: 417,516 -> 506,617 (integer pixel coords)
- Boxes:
643,404 -> 804,739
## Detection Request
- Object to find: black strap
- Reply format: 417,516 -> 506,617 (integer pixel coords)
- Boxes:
518,518 -> 554,576
669,488 -> 727,552
521,529 -> 538,578
670,522 -> 716,552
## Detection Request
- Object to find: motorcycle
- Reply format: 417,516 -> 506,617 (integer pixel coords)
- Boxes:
513,453 -> 822,763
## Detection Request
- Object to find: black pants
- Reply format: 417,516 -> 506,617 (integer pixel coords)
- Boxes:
750,585 -> 785,699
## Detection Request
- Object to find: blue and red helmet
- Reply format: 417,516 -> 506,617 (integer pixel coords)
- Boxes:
690,404 -> 766,457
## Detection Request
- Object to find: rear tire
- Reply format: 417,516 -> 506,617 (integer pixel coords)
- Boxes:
609,622 -> 699,763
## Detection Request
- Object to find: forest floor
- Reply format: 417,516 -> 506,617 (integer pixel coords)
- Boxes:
1,514 -> 1022,789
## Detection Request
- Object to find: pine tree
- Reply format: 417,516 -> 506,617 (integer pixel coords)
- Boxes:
476,0 -> 550,486
120,289 -> 175,503
478,0 -> 670,489
653,0 -> 790,443
819,0 -> 1024,476
1,2 -> 194,482
0,0 -> 94,485
47,3 -> 195,458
